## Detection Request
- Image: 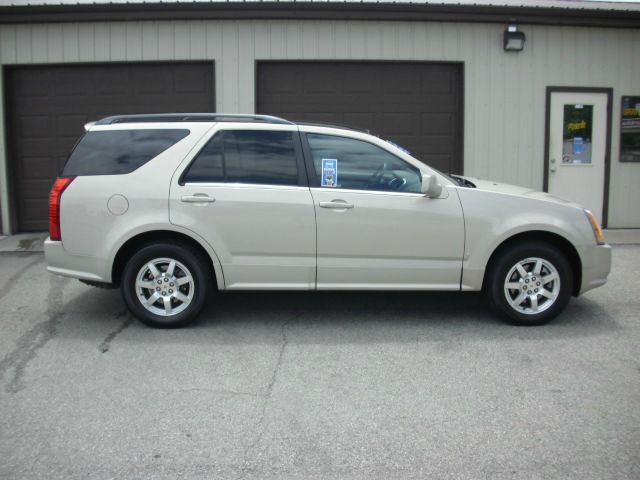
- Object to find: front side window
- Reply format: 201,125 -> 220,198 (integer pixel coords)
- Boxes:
183,130 -> 299,186
306,133 -> 422,193
63,129 -> 190,176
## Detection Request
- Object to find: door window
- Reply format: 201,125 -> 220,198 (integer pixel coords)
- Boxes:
305,133 -> 421,193
183,130 -> 299,186
562,104 -> 593,165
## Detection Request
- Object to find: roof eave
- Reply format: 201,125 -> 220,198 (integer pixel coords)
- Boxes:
1,2 -> 640,28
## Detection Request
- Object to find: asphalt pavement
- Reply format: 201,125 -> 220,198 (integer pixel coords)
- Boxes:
0,246 -> 638,479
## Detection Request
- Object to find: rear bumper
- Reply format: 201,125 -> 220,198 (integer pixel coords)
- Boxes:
44,238 -> 110,282
579,243 -> 612,295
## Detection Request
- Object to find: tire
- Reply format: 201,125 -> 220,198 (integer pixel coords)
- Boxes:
485,241 -> 573,326
121,242 -> 212,328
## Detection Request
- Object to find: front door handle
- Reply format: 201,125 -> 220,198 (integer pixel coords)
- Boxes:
319,200 -> 354,210
181,194 -> 216,204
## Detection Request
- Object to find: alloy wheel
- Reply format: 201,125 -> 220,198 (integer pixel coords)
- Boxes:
135,257 -> 195,316
503,257 -> 561,315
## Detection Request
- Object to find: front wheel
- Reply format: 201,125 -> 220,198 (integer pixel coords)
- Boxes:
485,242 -> 573,325
121,242 -> 212,328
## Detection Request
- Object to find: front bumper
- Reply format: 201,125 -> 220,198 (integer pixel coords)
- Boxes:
579,243 -> 612,295
44,238 -> 110,282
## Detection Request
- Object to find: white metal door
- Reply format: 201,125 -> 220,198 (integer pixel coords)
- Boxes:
548,91 -> 608,223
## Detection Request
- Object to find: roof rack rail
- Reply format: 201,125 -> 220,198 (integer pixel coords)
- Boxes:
94,113 -> 294,125
295,121 -> 370,134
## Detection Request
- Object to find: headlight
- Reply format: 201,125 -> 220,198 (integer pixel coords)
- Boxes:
584,210 -> 605,245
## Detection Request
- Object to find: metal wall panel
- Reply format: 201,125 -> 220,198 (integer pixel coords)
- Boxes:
0,20 -> 639,231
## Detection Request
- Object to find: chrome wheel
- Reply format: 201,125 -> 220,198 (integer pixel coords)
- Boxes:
503,257 -> 560,315
135,257 -> 194,317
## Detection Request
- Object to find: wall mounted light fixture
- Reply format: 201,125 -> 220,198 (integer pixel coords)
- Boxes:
504,25 -> 526,52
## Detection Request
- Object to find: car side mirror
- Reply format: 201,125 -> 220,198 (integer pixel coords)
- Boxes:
421,174 -> 442,198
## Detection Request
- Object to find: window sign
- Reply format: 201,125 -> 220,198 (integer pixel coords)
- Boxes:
321,159 -> 338,187
621,96 -> 640,162
562,104 -> 593,164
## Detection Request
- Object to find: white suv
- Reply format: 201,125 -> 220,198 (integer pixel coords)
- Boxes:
45,114 -> 611,328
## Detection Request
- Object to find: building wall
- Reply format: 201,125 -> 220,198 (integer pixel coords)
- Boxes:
0,19 -> 639,231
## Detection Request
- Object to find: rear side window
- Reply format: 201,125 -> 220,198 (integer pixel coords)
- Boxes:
63,129 -> 189,176
182,130 -> 299,186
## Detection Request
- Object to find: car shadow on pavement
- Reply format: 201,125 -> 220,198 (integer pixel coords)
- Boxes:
58,286 -> 619,346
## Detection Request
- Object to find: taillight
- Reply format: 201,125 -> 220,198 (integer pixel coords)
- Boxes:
48,177 -> 74,241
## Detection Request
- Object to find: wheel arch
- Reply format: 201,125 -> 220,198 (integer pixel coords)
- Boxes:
482,230 -> 582,296
111,230 -> 224,290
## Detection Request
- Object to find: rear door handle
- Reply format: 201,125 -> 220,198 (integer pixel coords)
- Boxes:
181,194 -> 216,204
319,200 -> 354,210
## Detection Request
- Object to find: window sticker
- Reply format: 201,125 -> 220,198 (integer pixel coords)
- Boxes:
573,137 -> 584,155
321,158 -> 338,187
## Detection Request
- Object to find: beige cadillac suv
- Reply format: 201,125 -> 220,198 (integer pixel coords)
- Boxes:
45,114 -> 611,328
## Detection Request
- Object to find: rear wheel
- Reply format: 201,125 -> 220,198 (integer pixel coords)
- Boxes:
486,242 -> 573,325
121,242 -> 212,328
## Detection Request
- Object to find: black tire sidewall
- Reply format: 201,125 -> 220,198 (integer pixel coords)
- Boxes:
488,242 -> 573,326
121,242 -> 211,328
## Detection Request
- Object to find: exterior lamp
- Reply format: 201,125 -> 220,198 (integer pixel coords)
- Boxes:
504,25 -> 526,52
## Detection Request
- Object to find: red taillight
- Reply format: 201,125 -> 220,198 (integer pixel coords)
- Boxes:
48,177 -> 74,241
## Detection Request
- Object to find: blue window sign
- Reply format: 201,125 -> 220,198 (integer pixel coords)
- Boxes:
573,137 -> 583,155
321,158 -> 337,187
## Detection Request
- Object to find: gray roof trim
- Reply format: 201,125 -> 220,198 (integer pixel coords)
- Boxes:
1,2 -> 640,28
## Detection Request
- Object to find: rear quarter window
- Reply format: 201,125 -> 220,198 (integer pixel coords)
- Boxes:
62,129 -> 190,176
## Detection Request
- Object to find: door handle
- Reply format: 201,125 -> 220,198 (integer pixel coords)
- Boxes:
181,194 -> 216,204
319,200 -> 354,210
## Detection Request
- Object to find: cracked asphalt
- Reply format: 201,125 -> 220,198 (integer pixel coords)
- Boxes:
0,246 -> 639,480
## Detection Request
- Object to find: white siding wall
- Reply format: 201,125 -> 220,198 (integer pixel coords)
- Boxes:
0,20 -> 639,230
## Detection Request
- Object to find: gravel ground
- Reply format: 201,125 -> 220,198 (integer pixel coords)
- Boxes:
0,246 -> 638,480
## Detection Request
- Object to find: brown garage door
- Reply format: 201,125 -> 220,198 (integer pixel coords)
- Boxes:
257,61 -> 462,175
5,62 -> 215,232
